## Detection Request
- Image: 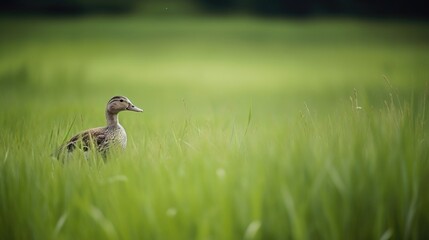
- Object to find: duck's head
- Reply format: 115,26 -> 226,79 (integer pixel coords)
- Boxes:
106,96 -> 143,114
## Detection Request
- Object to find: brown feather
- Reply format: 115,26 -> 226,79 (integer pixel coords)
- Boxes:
65,127 -> 107,152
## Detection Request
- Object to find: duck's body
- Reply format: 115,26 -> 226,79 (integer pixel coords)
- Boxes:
60,96 -> 142,157
65,125 -> 126,152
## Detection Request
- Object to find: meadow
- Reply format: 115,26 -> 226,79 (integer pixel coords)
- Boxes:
0,16 -> 428,239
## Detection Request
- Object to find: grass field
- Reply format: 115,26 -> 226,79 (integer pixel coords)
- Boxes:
0,16 -> 429,239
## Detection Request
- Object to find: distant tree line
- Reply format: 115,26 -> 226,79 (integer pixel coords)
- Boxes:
0,0 -> 137,14
201,0 -> 428,17
1,0 -> 427,18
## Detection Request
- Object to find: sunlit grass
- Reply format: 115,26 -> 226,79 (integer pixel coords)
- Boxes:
0,17 -> 429,239
1,87 -> 428,239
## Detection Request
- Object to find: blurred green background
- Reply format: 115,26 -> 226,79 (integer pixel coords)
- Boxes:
1,0 -> 428,104
1,1 -> 429,240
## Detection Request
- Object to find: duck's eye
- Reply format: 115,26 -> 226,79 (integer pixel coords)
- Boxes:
120,99 -> 124,102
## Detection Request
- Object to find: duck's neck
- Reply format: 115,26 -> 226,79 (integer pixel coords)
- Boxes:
106,110 -> 119,127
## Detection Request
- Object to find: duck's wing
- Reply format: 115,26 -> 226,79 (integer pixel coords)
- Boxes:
65,127 -> 107,152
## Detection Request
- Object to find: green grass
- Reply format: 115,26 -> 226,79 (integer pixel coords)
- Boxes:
0,16 -> 429,239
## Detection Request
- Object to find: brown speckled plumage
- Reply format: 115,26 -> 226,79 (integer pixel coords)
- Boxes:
59,96 -> 143,158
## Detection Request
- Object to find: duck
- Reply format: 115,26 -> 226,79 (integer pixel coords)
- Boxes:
57,96 -> 143,158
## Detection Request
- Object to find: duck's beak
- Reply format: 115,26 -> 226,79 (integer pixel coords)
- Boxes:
127,103 -> 143,112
